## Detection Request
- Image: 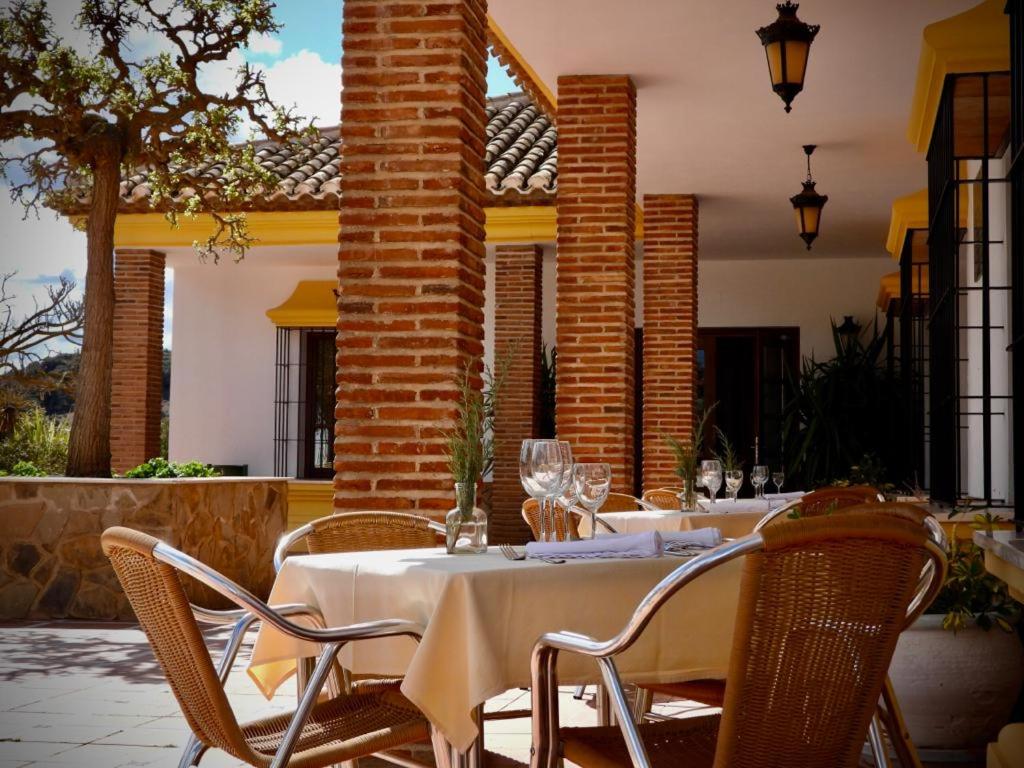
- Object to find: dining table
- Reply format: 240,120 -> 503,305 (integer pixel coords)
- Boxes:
247,545 -> 744,762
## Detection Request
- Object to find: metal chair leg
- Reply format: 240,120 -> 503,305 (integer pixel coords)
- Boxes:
880,675 -> 924,768
572,685 -> 587,700
176,739 -> 206,768
632,686 -> 654,724
868,715 -> 893,768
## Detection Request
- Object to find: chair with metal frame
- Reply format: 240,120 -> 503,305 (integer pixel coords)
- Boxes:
521,499 -> 620,542
102,526 -> 433,768
754,485 -> 884,532
528,511 -> 946,768
641,489 -> 684,510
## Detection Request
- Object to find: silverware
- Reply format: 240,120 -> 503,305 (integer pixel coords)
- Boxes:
499,544 -> 564,564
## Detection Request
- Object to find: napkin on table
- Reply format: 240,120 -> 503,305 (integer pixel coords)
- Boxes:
661,528 -> 722,550
526,532 -> 662,559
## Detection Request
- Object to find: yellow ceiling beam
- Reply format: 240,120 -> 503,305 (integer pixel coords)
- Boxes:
907,0 -> 1010,152
885,189 -> 929,259
266,280 -> 337,327
876,271 -> 901,311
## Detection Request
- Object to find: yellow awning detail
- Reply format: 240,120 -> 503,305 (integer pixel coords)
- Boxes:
885,189 -> 929,259
266,281 -> 337,327
907,0 -> 1010,152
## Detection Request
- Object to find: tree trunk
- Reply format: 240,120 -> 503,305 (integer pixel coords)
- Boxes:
66,133 -> 121,477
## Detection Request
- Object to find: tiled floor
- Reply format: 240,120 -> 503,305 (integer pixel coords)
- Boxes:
0,621 -> 715,767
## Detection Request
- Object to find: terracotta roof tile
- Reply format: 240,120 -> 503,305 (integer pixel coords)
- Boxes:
103,95 -> 554,214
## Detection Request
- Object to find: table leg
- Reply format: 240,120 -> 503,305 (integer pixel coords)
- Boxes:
436,705 -> 485,768
595,684 -> 612,726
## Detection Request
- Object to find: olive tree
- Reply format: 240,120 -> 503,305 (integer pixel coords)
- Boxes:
0,0 -> 310,475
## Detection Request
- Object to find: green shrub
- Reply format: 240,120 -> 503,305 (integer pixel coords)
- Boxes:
0,408 -> 69,475
123,457 -> 219,479
0,460 -> 46,477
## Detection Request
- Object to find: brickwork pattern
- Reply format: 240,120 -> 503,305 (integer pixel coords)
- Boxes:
491,244 -> 543,543
642,195 -> 699,488
555,75 -> 638,493
335,0 -> 489,514
111,249 -> 165,474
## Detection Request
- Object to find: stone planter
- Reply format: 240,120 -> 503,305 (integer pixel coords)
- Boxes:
0,477 -> 288,621
888,614 -> 1024,750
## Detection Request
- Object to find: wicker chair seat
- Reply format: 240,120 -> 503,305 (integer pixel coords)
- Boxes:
240,683 -> 428,767
562,714 -> 721,768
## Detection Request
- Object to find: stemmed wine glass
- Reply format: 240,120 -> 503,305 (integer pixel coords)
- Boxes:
519,440 -> 546,539
530,440 -> 564,542
725,469 -> 743,501
751,465 -> 769,499
772,469 -> 785,495
555,441 -> 575,540
573,463 -> 611,540
701,459 -> 723,504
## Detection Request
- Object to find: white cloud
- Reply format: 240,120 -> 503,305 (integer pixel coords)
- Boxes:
247,33 -> 283,57
261,50 -> 341,127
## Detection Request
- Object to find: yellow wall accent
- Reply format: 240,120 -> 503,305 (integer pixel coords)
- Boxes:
486,15 -> 557,112
885,189 -> 929,259
907,0 -> 1010,152
266,281 -> 338,327
876,272 -> 901,311
485,206 -> 556,243
286,480 -> 333,529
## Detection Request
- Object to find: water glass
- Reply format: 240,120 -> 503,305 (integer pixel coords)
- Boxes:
752,465 -> 769,499
572,463 -> 611,539
530,440 -> 563,541
772,470 -> 785,494
700,459 -> 723,504
556,441 -> 575,539
725,469 -> 743,501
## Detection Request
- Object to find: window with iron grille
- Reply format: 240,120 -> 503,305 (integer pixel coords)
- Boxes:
1008,0 -> 1022,517
273,328 -> 336,479
899,229 -> 930,491
927,71 -> 1013,506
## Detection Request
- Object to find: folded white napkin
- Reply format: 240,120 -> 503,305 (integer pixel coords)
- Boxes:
526,532 -> 662,559
661,529 -> 722,550
765,491 -> 805,501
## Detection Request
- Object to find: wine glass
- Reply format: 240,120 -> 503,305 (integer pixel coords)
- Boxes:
751,465 -> 769,499
531,440 -> 564,542
725,469 -> 743,501
573,463 -> 611,539
700,459 -> 723,504
519,440 -> 547,540
555,441 -> 575,539
772,470 -> 785,495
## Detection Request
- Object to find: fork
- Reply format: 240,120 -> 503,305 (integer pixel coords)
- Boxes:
499,543 -> 564,564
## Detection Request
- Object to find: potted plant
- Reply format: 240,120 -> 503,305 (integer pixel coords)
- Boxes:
664,406 -> 714,511
714,428 -> 743,500
888,522 -> 1023,751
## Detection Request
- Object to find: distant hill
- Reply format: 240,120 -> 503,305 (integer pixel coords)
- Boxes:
0,349 -> 170,415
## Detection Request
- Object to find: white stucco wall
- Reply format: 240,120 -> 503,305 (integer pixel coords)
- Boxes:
168,243 -> 892,473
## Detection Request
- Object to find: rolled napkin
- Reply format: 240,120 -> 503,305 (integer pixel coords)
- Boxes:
661,529 -> 722,551
525,532 -> 662,559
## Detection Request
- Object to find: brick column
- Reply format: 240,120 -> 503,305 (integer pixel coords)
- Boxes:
555,75 -> 637,493
111,249 -> 165,474
336,0 -> 488,514
491,244 -> 543,543
642,195 -> 699,488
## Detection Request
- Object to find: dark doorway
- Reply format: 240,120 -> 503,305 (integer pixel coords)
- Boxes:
697,328 -> 800,473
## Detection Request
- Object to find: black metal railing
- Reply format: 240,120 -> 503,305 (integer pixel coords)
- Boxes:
1008,0 -> 1022,517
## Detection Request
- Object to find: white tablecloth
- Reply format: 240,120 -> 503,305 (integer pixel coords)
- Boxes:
581,509 -> 764,539
248,547 -> 743,751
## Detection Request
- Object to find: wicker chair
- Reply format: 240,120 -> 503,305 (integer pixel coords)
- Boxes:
528,512 -> 946,768
274,511 -> 445,572
521,499 -> 621,542
102,527 -> 431,768
642,489 -> 683,511
754,485 -> 883,532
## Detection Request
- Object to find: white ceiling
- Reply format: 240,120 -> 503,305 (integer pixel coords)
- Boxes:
489,0 -> 977,259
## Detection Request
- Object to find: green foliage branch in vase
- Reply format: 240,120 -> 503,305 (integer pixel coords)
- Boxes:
664,404 -> 715,511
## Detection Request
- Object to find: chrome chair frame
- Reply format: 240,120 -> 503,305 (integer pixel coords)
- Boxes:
146,541 -> 429,768
753,491 -> 888,532
528,526 -> 947,768
273,515 -> 447,572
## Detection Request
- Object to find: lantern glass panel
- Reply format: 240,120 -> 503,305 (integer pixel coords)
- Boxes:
766,41 -> 784,85
795,204 -> 820,236
783,39 -> 809,86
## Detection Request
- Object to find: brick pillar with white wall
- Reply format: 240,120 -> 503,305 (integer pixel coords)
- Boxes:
642,194 -> 699,488
491,244 -> 543,543
335,0 -> 488,514
111,249 -> 165,474
555,75 -> 638,493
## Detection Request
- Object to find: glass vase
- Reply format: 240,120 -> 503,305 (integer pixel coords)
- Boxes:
446,482 -> 488,554
678,477 -> 700,512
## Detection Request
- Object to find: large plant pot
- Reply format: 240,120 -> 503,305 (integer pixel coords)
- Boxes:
888,614 -> 1024,749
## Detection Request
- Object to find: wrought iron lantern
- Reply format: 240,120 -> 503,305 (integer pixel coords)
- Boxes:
790,144 -> 828,250
756,2 -> 820,113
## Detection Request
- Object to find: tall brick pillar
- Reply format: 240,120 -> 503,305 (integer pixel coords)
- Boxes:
336,0 -> 488,514
555,75 -> 638,492
642,195 -> 699,488
111,249 -> 165,474
491,244 -> 543,543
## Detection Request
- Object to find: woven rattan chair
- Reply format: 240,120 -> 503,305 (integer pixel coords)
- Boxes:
102,527 -> 431,768
273,511 -> 445,572
521,499 -> 621,542
641,489 -> 683,511
528,512 -> 946,768
753,485 -> 883,531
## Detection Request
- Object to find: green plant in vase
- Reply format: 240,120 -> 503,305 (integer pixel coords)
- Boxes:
714,427 -> 743,500
664,405 -> 715,511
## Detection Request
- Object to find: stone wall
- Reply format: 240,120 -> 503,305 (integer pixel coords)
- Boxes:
0,478 -> 288,620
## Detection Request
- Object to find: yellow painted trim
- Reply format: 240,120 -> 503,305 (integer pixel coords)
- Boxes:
907,0 -> 1010,152
885,189 -> 929,259
876,272 -> 901,311
486,14 -> 557,111
485,206 -> 557,243
266,281 -> 338,327
286,479 -> 333,529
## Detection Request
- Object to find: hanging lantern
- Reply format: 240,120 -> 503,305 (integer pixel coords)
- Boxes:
756,2 -> 820,113
790,144 -> 828,250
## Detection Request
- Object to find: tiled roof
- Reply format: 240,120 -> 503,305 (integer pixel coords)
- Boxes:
104,95 -> 556,214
